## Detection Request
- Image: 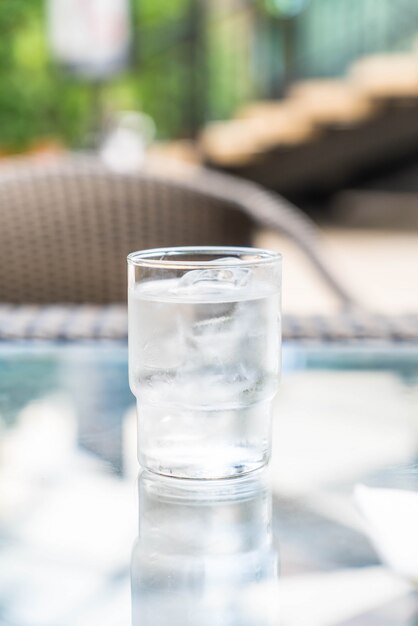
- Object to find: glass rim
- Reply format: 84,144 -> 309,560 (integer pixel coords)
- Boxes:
127,246 -> 281,269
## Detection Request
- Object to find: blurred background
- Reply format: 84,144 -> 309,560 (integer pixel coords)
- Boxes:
1,4 -> 418,626
5,0 -> 418,147
1,0 -> 418,315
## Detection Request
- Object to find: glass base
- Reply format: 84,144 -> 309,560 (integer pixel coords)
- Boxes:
139,446 -> 270,480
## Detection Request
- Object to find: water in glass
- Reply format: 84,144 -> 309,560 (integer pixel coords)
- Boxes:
129,264 -> 280,478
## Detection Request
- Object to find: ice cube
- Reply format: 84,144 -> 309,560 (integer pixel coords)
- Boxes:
142,333 -> 184,369
175,266 -> 250,293
189,313 -> 237,358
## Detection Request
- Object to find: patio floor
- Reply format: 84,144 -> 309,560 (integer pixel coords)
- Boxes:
256,228 -> 418,316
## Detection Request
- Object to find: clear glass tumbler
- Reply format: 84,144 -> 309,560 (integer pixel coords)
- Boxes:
128,246 -> 281,479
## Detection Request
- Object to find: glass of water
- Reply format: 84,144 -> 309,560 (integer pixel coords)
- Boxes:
128,246 -> 281,479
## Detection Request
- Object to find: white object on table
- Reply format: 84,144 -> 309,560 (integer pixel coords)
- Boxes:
355,484 -> 418,584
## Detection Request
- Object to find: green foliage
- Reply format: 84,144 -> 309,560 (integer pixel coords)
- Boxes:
0,0 -> 196,152
0,0 -> 256,149
0,0 -> 89,151
264,0 -> 310,18
132,0 -> 189,27
1,0 -> 417,152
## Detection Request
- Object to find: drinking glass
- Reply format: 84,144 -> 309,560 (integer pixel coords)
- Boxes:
128,246 -> 281,479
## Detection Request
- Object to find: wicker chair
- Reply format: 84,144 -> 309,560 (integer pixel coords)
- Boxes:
0,154 -> 352,306
0,157 -> 253,304
0,154 -> 416,341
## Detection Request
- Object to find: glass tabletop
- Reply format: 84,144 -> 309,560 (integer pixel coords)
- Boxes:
0,342 -> 417,626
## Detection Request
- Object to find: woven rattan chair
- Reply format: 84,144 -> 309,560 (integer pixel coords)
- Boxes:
0,154 -> 352,306
1,154 -> 416,341
0,157 -> 252,304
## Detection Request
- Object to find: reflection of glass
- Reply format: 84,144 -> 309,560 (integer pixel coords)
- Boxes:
131,470 -> 279,626
128,247 -> 282,479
